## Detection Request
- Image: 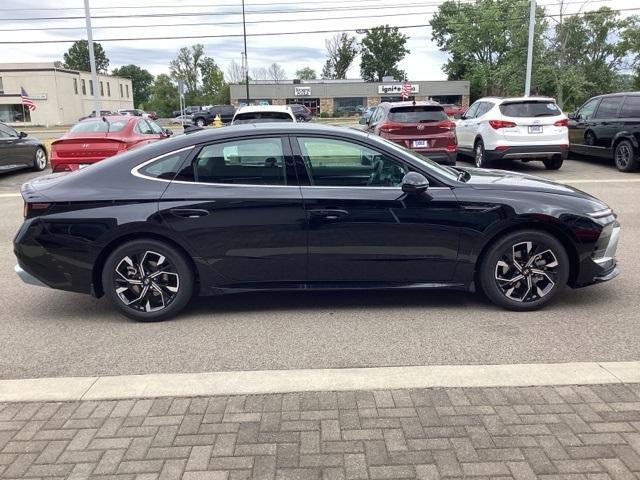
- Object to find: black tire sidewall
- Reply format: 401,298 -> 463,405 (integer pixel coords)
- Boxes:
615,140 -> 638,172
543,157 -> 563,170
102,239 -> 194,322
479,230 -> 569,311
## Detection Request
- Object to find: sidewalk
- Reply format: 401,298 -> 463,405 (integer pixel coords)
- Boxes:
2,383 -> 640,479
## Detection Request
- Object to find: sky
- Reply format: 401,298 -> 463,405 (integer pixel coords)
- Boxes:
0,0 -> 636,82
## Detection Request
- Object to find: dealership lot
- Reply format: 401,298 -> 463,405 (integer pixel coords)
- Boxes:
0,154 -> 638,380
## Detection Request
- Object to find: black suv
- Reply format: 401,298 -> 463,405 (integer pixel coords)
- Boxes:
192,105 -> 236,127
288,103 -> 312,122
171,106 -> 202,118
568,92 -> 640,172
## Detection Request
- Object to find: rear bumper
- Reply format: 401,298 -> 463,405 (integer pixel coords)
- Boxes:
486,144 -> 569,161
50,157 -> 104,172
411,149 -> 457,165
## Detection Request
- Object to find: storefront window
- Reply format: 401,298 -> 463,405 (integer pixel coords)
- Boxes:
0,104 -> 32,122
334,97 -> 366,114
380,96 -> 415,103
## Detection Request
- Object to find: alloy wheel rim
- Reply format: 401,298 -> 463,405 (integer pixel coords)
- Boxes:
36,149 -> 46,169
475,145 -> 483,167
494,241 -> 559,303
616,144 -> 631,168
113,250 -> 180,312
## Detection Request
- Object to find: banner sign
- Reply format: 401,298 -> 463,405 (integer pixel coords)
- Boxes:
378,84 -> 419,95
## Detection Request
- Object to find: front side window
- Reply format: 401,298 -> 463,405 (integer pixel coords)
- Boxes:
0,124 -> 17,138
182,137 -> 288,185
135,119 -> 154,134
594,96 -> 623,119
464,102 -> 480,119
476,102 -> 494,117
147,120 -> 164,134
620,96 -> 640,118
297,137 -> 408,187
577,98 -> 600,121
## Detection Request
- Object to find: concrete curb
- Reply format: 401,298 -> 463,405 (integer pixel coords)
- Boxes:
1,361 -> 639,403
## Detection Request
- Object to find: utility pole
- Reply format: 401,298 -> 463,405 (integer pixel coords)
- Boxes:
241,0 -> 250,104
83,0 -> 100,117
524,0 -> 536,96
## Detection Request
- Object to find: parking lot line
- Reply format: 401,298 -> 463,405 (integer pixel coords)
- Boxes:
0,193 -> 21,198
1,361 -> 639,403
563,178 -> 640,183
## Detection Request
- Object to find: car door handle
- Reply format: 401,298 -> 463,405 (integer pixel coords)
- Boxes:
309,209 -> 349,220
169,208 -> 210,218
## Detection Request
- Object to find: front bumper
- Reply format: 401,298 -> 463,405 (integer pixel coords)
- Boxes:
486,144 -> 569,161
574,223 -> 621,287
14,264 -> 48,288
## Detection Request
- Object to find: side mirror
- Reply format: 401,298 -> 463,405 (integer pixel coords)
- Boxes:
163,128 -> 173,136
18,131 -> 27,139
568,112 -> 577,120
401,172 -> 430,195
358,117 -> 368,125
453,112 -> 464,120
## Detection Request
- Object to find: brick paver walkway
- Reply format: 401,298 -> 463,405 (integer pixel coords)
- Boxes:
2,384 -> 640,479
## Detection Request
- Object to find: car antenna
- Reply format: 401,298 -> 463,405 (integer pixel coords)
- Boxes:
102,116 -> 111,133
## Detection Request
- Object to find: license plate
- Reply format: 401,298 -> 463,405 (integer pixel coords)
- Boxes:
528,125 -> 543,134
413,140 -> 428,148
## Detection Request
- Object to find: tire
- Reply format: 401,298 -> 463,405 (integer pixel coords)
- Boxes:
195,117 -> 206,127
33,147 -> 47,171
478,230 -> 569,311
295,115 -> 305,122
543,156 -> 563,170
585,131 -> 596,146
474,139 -> 489,168
101,239 -> 194,322
614,139 -> 639,172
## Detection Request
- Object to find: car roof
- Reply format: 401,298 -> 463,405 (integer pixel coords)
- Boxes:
78,115 -> 137,123
478,96 -> 557,103
235,105 -> 293,114
592,91 -> 640,98
380,101 -> 442,108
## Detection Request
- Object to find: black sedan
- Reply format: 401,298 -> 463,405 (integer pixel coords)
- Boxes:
14,124 -> 620,321
0,122 -> 48,174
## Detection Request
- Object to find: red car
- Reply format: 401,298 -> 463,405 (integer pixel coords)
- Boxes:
441,104 -> 466,117
363,101 -> 457,165
51,116 -> 171,172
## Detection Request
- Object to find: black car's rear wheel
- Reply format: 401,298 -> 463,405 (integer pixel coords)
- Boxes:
479,230 -> 569,311
614,140 -> 639,172
195,118 -> 206,127
102,239 -> 194,321
33,147 -> 47,171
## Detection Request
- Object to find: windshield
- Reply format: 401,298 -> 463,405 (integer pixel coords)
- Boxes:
367,134 -> 460,181
500,101 -> 561,117
389,106 -> 447,123
70,120 -> 128,133
233,112 -> 293,124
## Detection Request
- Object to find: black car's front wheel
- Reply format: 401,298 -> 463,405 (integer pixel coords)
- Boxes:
102,239 -> 194,321
33,147 -> 47,171
479,230 -> 569,311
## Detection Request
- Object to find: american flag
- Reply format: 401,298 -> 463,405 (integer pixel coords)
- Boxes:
21,87 -> 36,111
401,81 -> 412,100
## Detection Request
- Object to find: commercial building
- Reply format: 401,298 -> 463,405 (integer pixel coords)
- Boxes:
0,62 -> 134,126
230,79 -> 470,115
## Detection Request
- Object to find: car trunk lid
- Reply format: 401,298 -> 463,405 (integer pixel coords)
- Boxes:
381,105 -> 455,149
52,135 -> 128,160
496,100 -> 566,143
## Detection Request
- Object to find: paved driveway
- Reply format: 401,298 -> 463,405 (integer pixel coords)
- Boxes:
0,154 -> 638,379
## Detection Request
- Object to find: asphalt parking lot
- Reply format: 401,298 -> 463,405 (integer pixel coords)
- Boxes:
0,153 -> 638,380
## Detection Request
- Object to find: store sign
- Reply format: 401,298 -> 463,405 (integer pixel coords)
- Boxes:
378,84 -> 419,95
30,93 -> 47,100
294,87 -> 312,96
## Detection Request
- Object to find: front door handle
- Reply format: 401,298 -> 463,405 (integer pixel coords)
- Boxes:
309,209 -> 349,220
169,208 -> 210,218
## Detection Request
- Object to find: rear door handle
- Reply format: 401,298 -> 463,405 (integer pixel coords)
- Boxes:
309,209 -> 349,220
169,208 -> 210,218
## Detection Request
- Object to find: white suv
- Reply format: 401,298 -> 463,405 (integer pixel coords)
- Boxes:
456,97 -> 569,170
231,105 -> 296,125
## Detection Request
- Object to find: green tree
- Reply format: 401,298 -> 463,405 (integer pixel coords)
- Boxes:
111,65 -> 154,108
360,26 -> 409,82
323,33 -> 359,79
295,67 -> 317,80
169,44 -> 205,96
62,40 -> 109,73
146,74 -> 179,118
200,57 -> 229,104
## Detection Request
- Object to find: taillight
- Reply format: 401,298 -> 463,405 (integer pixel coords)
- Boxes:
489,120 -> 517,129
435,120 -> 456,131
378,121 -> 404,133
24,202 -> 51,219
554,118 -> 568,127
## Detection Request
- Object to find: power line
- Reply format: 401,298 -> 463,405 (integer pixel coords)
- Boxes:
0,7 -> 637,44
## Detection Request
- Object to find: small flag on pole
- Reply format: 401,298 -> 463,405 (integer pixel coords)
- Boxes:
401,81 -> 412,100
20,87 -> 36,111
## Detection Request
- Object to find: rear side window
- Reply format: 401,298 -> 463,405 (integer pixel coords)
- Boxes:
619,96 -> 640,118
388,106 -> 447,123
137,149 -> 192,180
499,101 -> 560,117
70,120 -> 127,133
594,97 -> 623,118
233,112 -> 293,124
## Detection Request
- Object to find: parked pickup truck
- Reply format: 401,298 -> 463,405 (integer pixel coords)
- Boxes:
192,105 -> 237,127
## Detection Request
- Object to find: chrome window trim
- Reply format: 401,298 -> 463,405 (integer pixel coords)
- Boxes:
130,146 -> 195,182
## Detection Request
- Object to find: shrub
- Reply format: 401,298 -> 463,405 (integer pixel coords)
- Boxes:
319,111 -> 329,118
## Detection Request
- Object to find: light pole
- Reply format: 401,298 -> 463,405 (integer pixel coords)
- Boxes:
524,0 -> 536,96
83,0 -> 100,117
242,0 -> 250,104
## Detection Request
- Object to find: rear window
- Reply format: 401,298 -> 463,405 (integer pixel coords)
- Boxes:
233,112 -> 293,124
499,101 -> 560,117
388,106 -> 447,123
70,120 -> 128,133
